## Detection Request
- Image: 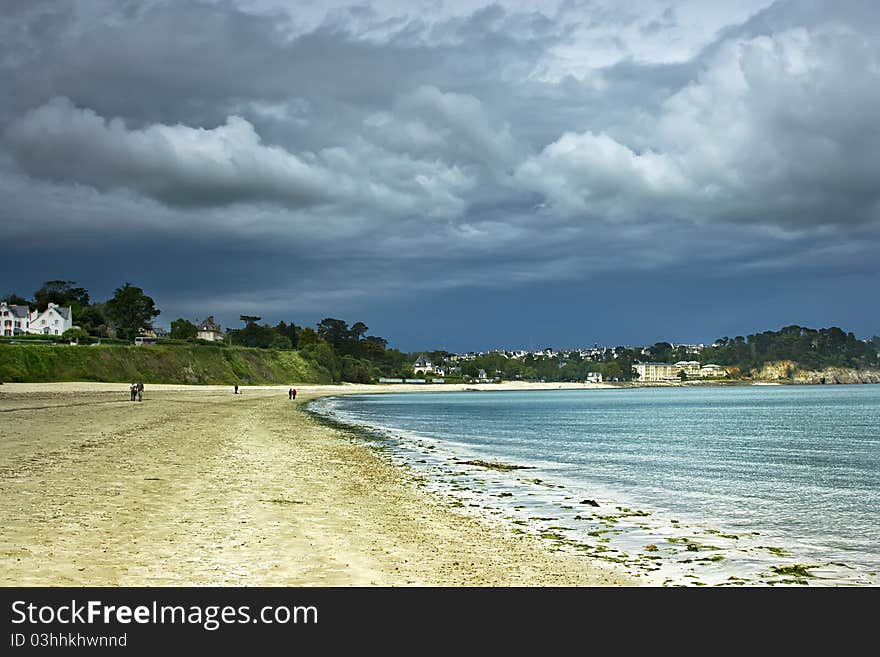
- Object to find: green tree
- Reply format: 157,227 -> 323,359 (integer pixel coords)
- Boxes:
316,318 -> 351,350
2,293 -> 31,306
33,280 -> 90,313
274,321 -> 299,348
170,318 -> 198,340
602,361 -> 623,381
105,283 -> 160,341
230,322 -> 278,348
62,327 -> 90,343
77,303 -> 109,337
297,327 -> 320,347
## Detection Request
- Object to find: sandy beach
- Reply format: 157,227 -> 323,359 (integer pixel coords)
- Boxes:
0,381 -> 631,586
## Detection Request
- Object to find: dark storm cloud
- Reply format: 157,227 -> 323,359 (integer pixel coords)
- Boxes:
1,0 -> 878,344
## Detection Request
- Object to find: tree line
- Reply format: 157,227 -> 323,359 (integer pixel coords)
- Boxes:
699,326 -> 879,371
4,282 -> 879,382
169,314 -> 412,383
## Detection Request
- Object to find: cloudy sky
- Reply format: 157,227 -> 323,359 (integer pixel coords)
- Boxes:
2,0 -> 878,351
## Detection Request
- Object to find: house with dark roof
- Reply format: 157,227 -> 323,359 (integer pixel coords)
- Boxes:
0,302 -> 31,336
412,354 -> 434,375
196,316 -> 222,341
28,303 -> 73,336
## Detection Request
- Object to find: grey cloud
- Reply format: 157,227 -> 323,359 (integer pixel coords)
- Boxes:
1,0 -> 878,336
516,23 -> 880,228
6,97 -> 471,217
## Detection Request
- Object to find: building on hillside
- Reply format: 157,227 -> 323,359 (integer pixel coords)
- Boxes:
27,303 -> 73,336
633,362 -> 680,382
196,316 -> 222,341
1,302 -> 30,336
674,361 -> 702,376
586,371 -> 603,383
699,364 -> 727,378
413,354 -> 434,375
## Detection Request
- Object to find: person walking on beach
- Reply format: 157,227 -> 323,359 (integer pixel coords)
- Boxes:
234,384 -> 239,395
288,387 -> 294,400
291,388 -> 297,400
136,382 -> 144,402
130,383 -> 137,401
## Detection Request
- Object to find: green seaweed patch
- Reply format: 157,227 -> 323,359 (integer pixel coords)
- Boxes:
695,554 -> 725,563
595,514 -> 620,523
496,492 -> 514,498
759,545 -> 792,557
704,528 -> 739,540
670,537 -> 720,551
614,507 -> 652,518
771,564 -> 817,579
458,459 -> 534,472
540,531 -> 567,541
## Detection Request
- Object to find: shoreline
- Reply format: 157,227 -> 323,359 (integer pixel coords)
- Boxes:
0,381 -> 633,586
309,386 -> 879,587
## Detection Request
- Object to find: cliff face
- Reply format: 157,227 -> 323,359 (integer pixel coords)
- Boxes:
751,360 -> 880,384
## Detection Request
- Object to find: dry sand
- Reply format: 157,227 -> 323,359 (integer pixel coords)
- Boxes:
0,381 -> 632,586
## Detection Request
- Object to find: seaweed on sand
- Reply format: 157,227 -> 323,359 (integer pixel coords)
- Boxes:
458,460 -> 534,472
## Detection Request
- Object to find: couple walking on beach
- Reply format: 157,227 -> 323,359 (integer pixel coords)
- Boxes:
129,382 -> 144,402
288,387 -> 297,400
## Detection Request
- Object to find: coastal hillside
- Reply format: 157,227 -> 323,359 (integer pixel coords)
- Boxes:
0,344 -> 332,385
749,360 -> 880,384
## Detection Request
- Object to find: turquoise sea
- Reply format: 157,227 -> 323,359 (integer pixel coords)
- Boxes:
311,385 -> 880,586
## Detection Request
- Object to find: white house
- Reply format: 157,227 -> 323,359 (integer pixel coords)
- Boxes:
586,371 -> 603,383
1,302 -> 30,336
413,354 -> 434,375
25,303 -> 74,336
699,364 -> 727,378
196,316 -> 222,341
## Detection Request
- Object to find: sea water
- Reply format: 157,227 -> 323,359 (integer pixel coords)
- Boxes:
310,385 -> 880,586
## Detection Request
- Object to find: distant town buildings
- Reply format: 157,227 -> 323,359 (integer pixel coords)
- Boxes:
0,301 -> 73,337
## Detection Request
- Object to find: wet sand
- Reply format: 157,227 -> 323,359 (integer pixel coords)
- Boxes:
0,382 -> 631,586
